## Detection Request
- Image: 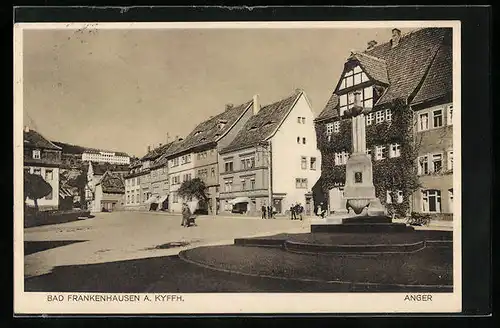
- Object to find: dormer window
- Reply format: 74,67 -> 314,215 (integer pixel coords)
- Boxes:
194,131 -> 202,136
263,121 -> 273,127
32,149 -> 41,159
248,126 -> 257,131
339,65 -> 369,90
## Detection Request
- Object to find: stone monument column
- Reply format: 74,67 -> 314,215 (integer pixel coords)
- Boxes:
343,91 -> 386,217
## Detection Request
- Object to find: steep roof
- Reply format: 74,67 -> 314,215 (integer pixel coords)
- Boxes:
91,162 -> 129,176
316,28 -> 451,122
141,142 -> 174,161
167,100 -> 253,157
150,142 -> 176,168
24,129 -> 61,150
221,90 -> 302,154
365,27 -> 450,106
97,171 -> 125,194
411,33 -> 453,104
350,51 -> 389,85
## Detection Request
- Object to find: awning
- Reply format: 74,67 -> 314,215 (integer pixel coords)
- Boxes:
144,195 -> 159,204
228,197 -> 252,205
158,194 -> 169,203
60,187 -> 73,199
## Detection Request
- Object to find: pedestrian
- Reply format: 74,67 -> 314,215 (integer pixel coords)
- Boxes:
181,203 -> 191,227
267,206 -> 273,219
261,205 -> 267,219
290,205 -> 296,220
298,203 -> 304,221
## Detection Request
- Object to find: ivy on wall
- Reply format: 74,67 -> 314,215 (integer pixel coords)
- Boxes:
316,100 -> 420,218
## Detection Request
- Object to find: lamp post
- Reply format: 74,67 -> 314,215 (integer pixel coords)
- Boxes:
258,141 -> 273,218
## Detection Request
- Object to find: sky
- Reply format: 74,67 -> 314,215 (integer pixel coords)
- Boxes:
22,26 -> 415,157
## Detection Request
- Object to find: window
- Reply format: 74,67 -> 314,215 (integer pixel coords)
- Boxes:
447,105 -> 453,125
45,169 -> 53,181
171,176 -> 180,185
418,156 -> 429,175
211,167 -> 216,177
127,195 -> 130,204
366,148 -> 372,157
339,66 -> 369,90
385,109 -> 392,122
310,157 -> 317,170
250,178 -> 255,190
366,113 -> 373,126
172,192 -> 178,203
241,157 -> 255,170
137,177 -> 140,184
333,121 -> 340,133
375,145 -> 387,160
334,152 -> 349,166
326,123 -> 334,135
301,156 -> 307,170
297,117 -> 301,123
301,117 -> 306,124
419,113 -> 429,131
302,137 -> 306,144
295,178 -> 308,189
375,110 -> 385,124
33,168 -> 41,175
433,109 -> 443,128
339,86 -> 373,115
431,153 -> 443,173
224,161 -> 233,172
297,137 -> 300,144
132,194 -> 135,203
224,179 -> 233,192
241,179 -> 246,191
32,150 -> 41,159
447,150 -> 454,171
422,189 -> 441,213
136,192 -> 140,203
389,143 -> 401,158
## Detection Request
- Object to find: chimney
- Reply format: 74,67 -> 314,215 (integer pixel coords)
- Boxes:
159,143 -> 162,148
166,132 -> 170,144
147,145 -> 151,153
252,94 -> 260,115
391,28 -> 401,48
24,126 -> 30,133
225,103 -> 234,111
367,40 -> 378,50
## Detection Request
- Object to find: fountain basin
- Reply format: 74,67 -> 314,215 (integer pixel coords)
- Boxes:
346,199 -> 371,214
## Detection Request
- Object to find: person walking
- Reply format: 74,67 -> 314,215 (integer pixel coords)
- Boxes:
261,205 -> 267,219
290,205 -> 296,220
181,203 -> 191,227
297,203 -> 304,221
267,205 -> 273,219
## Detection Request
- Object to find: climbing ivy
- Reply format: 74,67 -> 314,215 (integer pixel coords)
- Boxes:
316,100 -> 420,218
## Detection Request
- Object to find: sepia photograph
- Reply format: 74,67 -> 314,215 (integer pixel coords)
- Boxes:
14,20 -> 461,314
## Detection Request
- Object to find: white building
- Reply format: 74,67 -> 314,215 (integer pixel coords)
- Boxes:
82,149 -> 130,165
219,89 -> 321,216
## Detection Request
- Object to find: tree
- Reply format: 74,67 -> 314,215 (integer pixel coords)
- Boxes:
24,173 -> 53,213
67,169 -> 88,210
177,178 -> 209,204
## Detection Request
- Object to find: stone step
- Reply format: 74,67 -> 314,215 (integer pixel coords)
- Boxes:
342,216 -> 393,224
311,223 -> 415,233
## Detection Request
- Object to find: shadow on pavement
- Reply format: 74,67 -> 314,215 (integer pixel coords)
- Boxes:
24,240 -> 87,256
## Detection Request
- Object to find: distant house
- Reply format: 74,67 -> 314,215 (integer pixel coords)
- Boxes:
23,126 -> 62,210
93,171 -> 125,212
219,89 -> 321,216
165,100 -> 254,214
85,161 -> 129,210
82,149 -> 130,165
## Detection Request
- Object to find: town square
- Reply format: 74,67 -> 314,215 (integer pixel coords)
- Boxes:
19,23 -> 456,298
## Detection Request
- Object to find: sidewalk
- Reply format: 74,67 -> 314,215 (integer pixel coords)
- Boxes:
125,210 -> 307,221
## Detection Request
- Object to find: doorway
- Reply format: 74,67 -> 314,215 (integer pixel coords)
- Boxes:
329,187 -> 346,213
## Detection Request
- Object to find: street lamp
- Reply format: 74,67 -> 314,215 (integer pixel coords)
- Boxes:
257,141 -> 273,218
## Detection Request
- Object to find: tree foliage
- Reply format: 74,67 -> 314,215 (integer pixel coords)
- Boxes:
177,178 -> 209,202
24,173 -> 53,212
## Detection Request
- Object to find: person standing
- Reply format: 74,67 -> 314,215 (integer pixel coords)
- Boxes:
290,205 -> 296,220
297,203 -> 304,221
261,205 -> 267,219
181,203 -> 191,227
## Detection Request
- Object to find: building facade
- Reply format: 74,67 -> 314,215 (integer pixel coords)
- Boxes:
93,171 -> 125,212
166,100 -> 254,214
82,149 -> 130,165
23,127 -> 63,210
314,27 -> 453,219
219,90 -> 321,216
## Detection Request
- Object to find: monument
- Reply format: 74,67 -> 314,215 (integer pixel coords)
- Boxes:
343,90 -> 387,217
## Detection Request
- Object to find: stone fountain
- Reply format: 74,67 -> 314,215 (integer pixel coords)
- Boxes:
311,91 -> 414,233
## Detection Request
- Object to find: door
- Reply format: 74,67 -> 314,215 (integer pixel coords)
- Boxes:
329,187 -> 346,212
273,199 -> 282,214
305,197 -> 312,215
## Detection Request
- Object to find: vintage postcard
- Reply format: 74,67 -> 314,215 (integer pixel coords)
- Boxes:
14,20 -> 462,314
